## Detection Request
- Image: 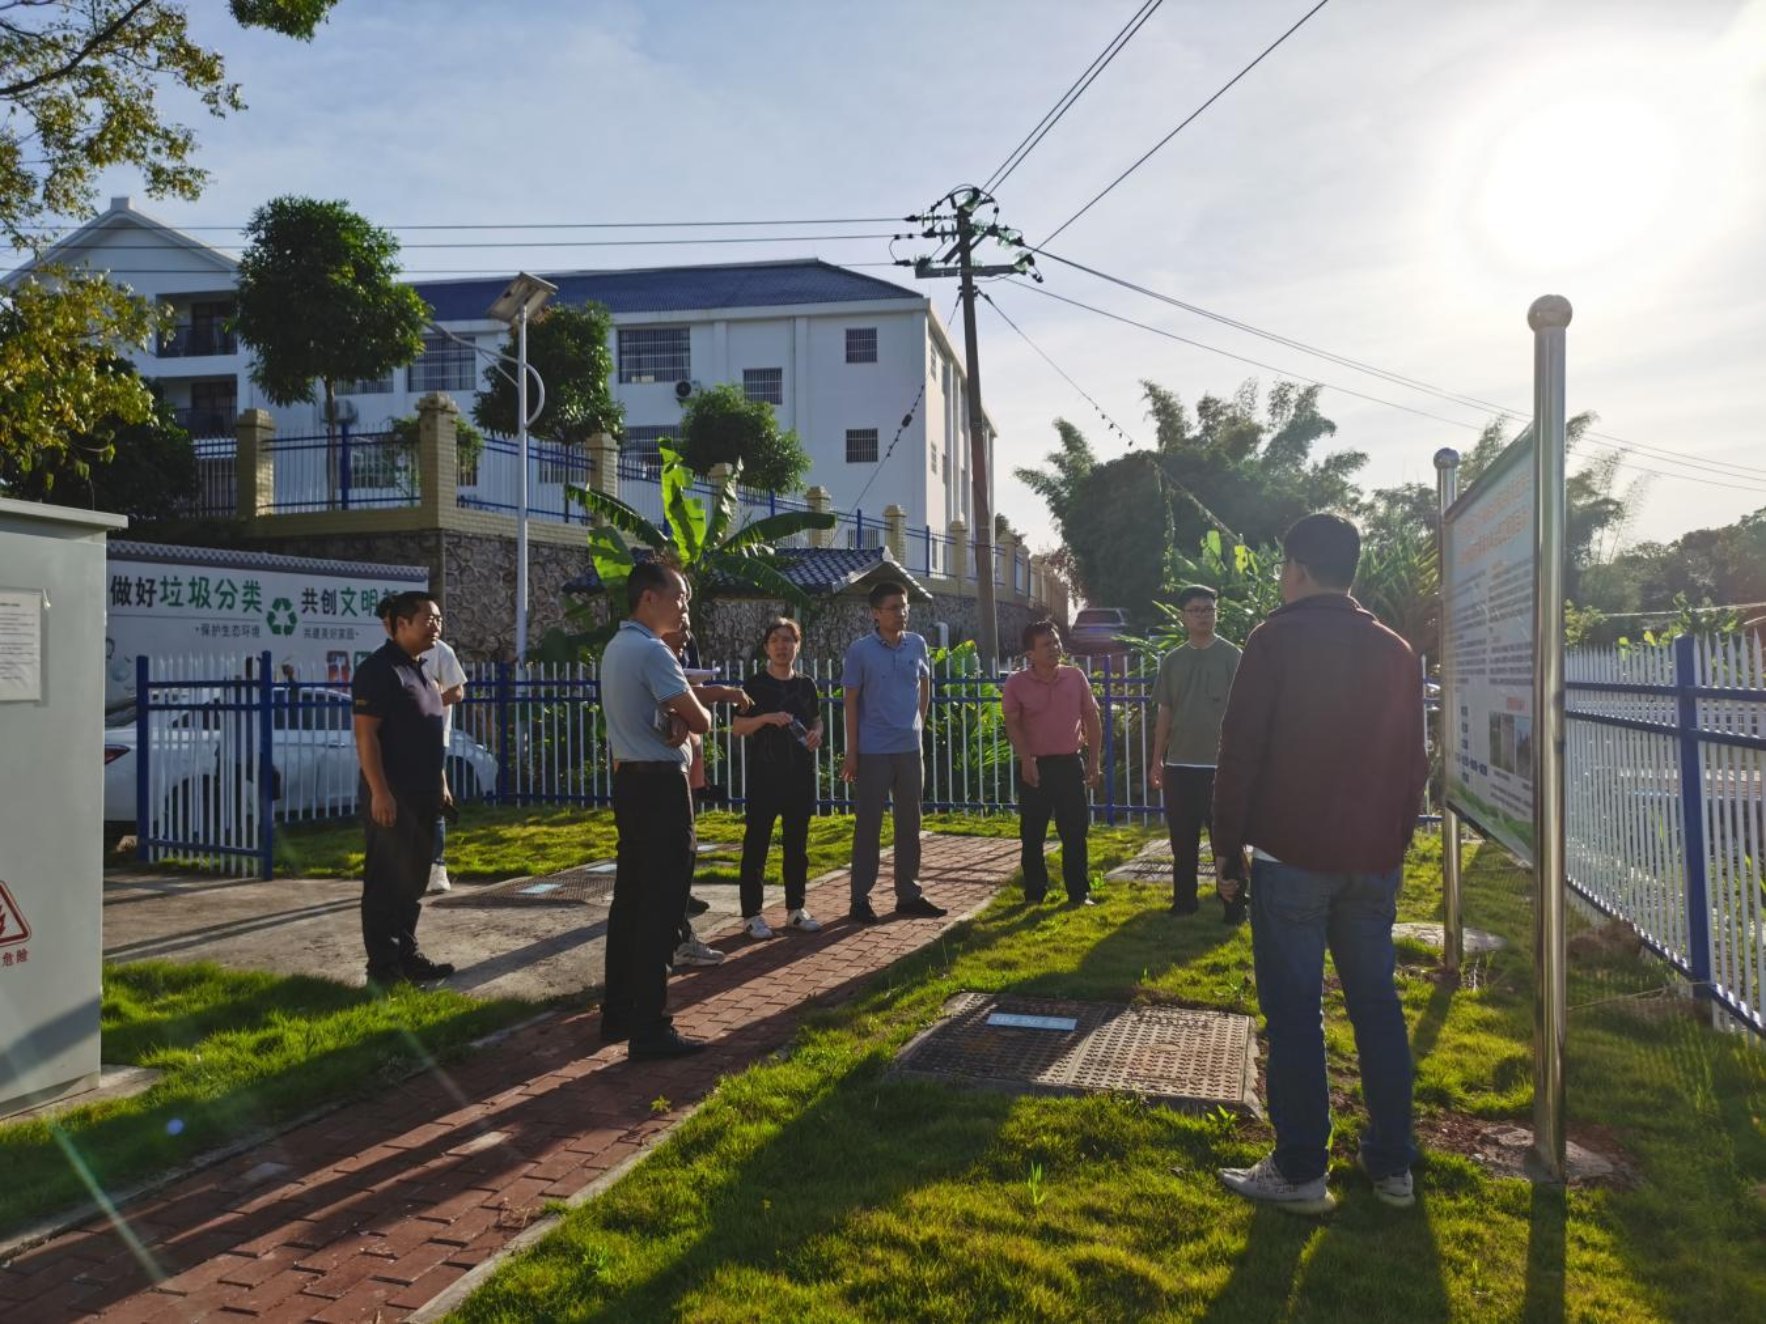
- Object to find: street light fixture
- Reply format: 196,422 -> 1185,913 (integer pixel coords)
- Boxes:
485,272 -> 558,663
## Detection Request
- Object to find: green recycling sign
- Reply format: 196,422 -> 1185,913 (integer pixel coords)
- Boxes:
266,597 -> 299,636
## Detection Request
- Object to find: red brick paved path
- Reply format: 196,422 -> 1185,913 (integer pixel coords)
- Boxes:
0,835 -> 1021,1323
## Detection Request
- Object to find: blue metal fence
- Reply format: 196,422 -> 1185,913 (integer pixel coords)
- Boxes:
266,426 -> 414,513
1566,633 -> 1766,1032
458,436 -> 595,525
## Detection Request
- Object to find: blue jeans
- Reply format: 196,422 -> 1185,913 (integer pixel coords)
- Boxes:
1250,858 -> 1417,1183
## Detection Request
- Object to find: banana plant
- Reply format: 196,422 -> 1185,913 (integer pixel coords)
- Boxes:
547,444 -> 836,656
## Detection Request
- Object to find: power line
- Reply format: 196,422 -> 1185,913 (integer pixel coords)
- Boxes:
1034,247 -> 1766,485
1004,280 -> 1766,499
39,232 -> 904,251
983,0 -> 1165,194
980,288 -> 1240,538
39,215 -> 908,236
1039,0 -> 1334,246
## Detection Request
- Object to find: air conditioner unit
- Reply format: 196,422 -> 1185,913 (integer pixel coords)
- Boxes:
674,379 -> 701,402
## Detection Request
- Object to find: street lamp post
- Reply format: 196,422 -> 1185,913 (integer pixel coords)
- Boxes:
486,273 -> 559,664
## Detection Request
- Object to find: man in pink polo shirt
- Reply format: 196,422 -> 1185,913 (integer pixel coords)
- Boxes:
1002,620 -> 1104,905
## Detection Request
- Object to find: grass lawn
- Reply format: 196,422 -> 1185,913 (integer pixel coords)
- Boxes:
448,832 -> 1766,1323
0,963 -> 538,1240
267,802 -> 1104,888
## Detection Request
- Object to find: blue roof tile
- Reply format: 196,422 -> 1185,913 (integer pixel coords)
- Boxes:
412,260 -> 921,323
563,546 -> 931,601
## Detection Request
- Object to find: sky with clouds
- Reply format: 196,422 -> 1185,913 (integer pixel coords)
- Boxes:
95,0 -> 1766,555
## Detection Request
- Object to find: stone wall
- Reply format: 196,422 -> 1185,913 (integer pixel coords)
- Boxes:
686,591 -> 1055,666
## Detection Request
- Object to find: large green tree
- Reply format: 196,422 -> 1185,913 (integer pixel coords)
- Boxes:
672,382 -> 810,492
232,196 -> 430,434
472,301 -> 622,446
0,1 -> 338,477
0,363 -> 199,518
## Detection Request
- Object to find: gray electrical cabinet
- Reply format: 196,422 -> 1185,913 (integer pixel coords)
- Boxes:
0,497 -> 128,1116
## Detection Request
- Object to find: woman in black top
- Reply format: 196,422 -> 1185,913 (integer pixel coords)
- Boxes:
732,617 -> 823,936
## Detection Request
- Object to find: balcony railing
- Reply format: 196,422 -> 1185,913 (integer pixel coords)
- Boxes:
158,324 -> 237,358
172,406 -> 236,438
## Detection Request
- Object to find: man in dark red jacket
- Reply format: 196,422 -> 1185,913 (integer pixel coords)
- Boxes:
1213,514 -> 1428,1214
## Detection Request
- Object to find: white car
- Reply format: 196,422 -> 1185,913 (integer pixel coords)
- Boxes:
103,688 -> 498,826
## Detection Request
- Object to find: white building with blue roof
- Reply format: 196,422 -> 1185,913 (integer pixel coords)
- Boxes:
8,196 -> 997,541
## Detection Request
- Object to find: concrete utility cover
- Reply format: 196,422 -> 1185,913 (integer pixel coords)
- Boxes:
893,992 -> 1261,1116
1393,921 -> 1508,953
1105,838 -> 1213,884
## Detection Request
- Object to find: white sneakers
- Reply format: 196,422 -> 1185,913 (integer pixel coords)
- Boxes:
426,864 -> 451,894
744,909 -> 823,938
1357,1154 -> 1416,1208
672,938 -> 726,967
1217,1154 -> 1337,1215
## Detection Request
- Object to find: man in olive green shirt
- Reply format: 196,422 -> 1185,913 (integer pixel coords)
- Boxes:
1148,585 -> 1244,921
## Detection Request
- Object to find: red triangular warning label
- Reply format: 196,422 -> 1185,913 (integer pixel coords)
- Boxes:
0,880 -> 30,948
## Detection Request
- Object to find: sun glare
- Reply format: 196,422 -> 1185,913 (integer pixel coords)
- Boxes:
1443,34 -> 1755,290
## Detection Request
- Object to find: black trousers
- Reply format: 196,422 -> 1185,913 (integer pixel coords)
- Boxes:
604,766 -> 696,1044
1019,754 -> 1091,901
739,765 -> 813,917
1162,765 -> 1215,909
362,794 -> 438,973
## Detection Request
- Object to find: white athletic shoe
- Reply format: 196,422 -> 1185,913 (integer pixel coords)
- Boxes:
672,938 -> 726,968
744,915 -> 775,939
426,864 -> 451,894
1357,1154 -> 1416,1208
1218,1153 -> 1337,1215
786,908 -> 823,933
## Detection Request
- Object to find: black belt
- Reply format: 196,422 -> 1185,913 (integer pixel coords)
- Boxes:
617,760 -> 688,775
1026,752 -> 1082,761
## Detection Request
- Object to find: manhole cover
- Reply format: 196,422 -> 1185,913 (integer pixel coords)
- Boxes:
892,992 -> 1259,1115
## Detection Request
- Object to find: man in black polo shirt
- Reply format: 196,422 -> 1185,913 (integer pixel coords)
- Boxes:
352,591 -> 456,988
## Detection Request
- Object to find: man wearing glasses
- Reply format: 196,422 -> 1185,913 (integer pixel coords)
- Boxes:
1148,585 -> 1245,922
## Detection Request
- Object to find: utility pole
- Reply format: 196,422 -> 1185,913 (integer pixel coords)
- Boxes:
911,187 -> 1036,667
955,199 -> 999,665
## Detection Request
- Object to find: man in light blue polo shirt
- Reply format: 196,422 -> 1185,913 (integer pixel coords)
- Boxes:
841,579 -> 947,923
599,560 -> 711,1061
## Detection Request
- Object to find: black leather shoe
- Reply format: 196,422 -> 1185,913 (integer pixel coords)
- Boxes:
686,894 -> 710,916
848,898 -> 880,924
1066,895 -> 1097,908
1223,900 -> 1248,926
894,895 -> 948,919
402,954 -> 455,982
1023,891 -> 1046,905
628,1030 -> 707,1060
365,965 -> 408,990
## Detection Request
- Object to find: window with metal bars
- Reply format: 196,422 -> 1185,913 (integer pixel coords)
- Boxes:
845,327 -> 878,364
409,335 -> 477,393
845,428 -> 879,463
618,327 -> 691,384
743,367 -> 783,405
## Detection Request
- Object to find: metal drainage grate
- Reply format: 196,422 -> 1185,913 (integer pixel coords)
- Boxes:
892,992 -> 1260,1115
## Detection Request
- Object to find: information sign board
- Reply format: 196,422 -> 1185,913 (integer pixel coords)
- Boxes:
1441,433 -> 1537,865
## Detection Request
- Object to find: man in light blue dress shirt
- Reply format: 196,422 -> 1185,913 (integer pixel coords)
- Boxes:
841,580 -> 947,923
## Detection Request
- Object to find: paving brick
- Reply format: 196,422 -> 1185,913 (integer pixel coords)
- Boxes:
11,838 -> 1013,1321
384,1262 -> 468,1311
226,1266 -> 325,1316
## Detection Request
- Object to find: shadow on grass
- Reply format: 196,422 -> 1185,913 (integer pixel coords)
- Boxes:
1522,1183 -> 1566,1324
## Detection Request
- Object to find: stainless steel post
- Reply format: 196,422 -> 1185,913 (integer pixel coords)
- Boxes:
1529,294 -> 1572,1182
515,305 -> 530,665
1434,447 -> 1463,976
